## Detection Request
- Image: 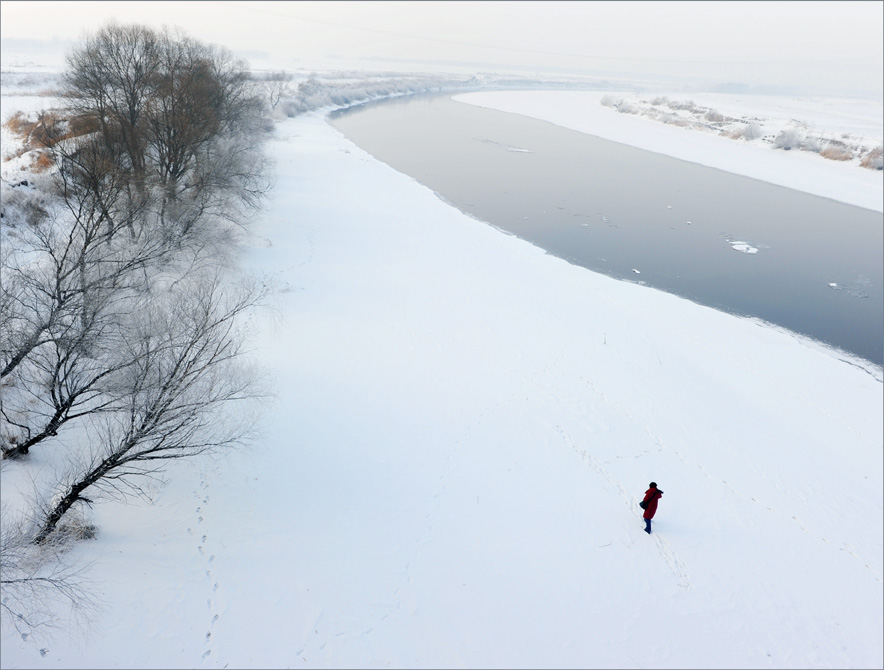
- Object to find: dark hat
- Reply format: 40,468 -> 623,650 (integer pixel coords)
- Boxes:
649,482 -> 657,487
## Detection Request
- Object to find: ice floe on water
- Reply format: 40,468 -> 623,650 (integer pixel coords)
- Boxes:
828,275 -> 872,298
727,239 -> 759,254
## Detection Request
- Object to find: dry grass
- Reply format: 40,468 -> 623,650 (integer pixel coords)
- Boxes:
859,146 -> 883,170
666,116 -> 692,128
4,110 -> 99,151
4,111 -> 35,137
819,145 -> 854,161
30,151 -> 54,172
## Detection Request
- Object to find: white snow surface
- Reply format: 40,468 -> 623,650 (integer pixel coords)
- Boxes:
2,89 -> 883,669
454,90 -> 884,213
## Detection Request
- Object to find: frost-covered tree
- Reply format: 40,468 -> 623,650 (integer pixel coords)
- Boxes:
0,505 -> 98,638
31,273 -> 266,544
253,70 -> 294,111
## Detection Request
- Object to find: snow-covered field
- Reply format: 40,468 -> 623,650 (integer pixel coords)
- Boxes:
2,74 -> 883,669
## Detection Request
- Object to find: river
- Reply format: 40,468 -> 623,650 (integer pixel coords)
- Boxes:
330,94 -> 883,365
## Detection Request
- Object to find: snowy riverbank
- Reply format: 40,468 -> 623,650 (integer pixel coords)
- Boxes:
3,96 -> 881,668
455,90 -> 884,213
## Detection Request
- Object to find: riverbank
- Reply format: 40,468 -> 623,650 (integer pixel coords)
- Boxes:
4,107 -> 881,668
455,90 -> 884,213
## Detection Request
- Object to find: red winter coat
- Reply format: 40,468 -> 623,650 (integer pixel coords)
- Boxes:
642,487 -> 662,519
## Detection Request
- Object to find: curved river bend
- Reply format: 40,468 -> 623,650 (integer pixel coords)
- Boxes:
330,94 -> 883,366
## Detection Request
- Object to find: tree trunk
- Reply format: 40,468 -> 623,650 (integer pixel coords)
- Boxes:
32,456 -> 115,544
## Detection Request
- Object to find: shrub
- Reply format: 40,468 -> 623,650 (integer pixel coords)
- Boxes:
819,145 -> 854,161
774,128 -> 801,150
802,136 -> 823,153
67,113 -> 100,137
3,110 -> 96,156
664,115 -> 691,128
743,122 -> 762,140
704,109 -> 725,123
859,146 -> 883,170
600,95 -> 617,108
667,99 -> 696,111
30,151 -> 54,171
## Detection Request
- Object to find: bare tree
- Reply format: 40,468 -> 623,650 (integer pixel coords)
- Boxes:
32,273 -> 267,544
2,23 -> 270,459
62,23 -> 270,246
0,139 -> 169,459
2,24 -> 271,639
0,504 -> 99,639
63,21 -> 159,180
253,70 -> 294,111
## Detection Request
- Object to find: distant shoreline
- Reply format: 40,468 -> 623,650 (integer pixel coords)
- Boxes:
455,90 -> 884,213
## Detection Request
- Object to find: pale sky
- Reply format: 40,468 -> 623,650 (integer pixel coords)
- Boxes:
2,1 -> 882,96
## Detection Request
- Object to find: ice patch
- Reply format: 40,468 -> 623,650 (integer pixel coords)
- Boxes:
828,276 -> 871,298
728,239 -> 758,254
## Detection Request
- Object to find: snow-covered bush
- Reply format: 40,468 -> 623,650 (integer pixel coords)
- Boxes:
801,135 -> 823,153
774,128 -> 801,150
743,122 -> 763,140
667,99 -> 696,111
859,146 -> 883,170
279,74 -> 478,117
600,95 -> 617,108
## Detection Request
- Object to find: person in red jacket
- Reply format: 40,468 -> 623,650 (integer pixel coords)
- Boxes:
641,482 -> 663,534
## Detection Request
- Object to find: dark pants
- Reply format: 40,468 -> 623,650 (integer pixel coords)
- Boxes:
644,518 -> 652,533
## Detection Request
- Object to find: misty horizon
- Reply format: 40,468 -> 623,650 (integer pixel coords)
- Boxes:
1,1 -> 882,99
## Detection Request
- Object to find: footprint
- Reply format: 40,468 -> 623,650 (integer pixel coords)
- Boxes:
655,535 -> 691,590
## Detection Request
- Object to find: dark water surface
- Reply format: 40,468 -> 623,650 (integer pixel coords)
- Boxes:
330,94 -> 883,365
